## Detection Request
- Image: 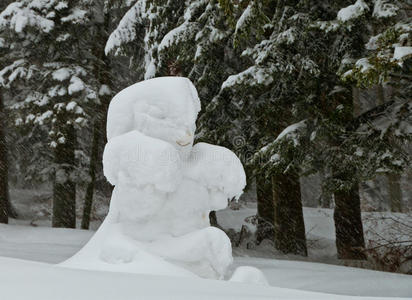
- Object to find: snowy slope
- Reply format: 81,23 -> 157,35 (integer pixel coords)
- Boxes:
0,223 -> 411,298
0,256 -> 407,300
231,258 -> 412,298
0,223 -> 92,263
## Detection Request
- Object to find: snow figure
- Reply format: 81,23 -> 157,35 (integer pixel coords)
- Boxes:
61,77 -> 246,279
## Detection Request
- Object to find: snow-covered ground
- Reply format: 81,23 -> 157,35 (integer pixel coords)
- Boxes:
3,256 -> 407,300
219,203 -> 412,272
1,209 -> 411,299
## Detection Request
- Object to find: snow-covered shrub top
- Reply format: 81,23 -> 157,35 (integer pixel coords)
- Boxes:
0,0 -> 99,148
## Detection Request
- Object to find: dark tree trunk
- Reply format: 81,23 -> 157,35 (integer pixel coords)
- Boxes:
256,175 -> 275,243
0,91 -> 9,224
81,122 -> 100,229
376,85 -> 403,213
272,172 -> 307,256
334,182 -> 366,260
388,173 -> 402,213
320,170 -> 332,208
332,86 -> 366,260
375,84 -> 403,212
52,125 -> 76,228
80,4 -> 114,229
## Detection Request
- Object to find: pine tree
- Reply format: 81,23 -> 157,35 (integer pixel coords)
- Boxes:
0,0 -> 101,228
105,0 -> 186,80
196,0 -> 311,255
311,0 -> 411,259
81,0 -> 124,230
0,0 -> 15,224
340,0 -> 411,214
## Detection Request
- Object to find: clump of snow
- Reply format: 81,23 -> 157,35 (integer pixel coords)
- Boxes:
230,266 -> 269,285
61,8 -> 87,24
337,0 -> 369,22
373,0 -> 399,19
365,33 -> 382,50
355,58 -> 373,73
0,2 -> 54,33
55,1 -> 68,11
52,68 -> 71,81
65,101 -> 77,111
105,0 -> 148,55
222,66 -> 273,90
98,84 -> 111,96
275,120 -> 306,143
235,4 -> 252,34
62,77 -> 247,280
393,46 -> 412,61
68,76 -> 85,95
315,21 -> 339,33
277,28 -> 296,45
158,22 -> 194,51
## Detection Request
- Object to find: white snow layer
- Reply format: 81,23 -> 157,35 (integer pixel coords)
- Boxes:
1,220 -> 411,300
4,256 -> 406,300
158,22 -> 192,51
0,2 -> 54,33
52,68 -> 71,81
275,120 -> 306,144
104,0 -> 147,55
393,47 -> 412,61
235,3 -> 252,33
337,0 -> 369,22
373,0 -> 399,18
62,77 -> 248,280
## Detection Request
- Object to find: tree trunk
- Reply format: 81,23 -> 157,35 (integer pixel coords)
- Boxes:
80,4 -> 114,229
388,173 -> 402,213
0,91 -> 9,224
332,86 -> 366,260
256,175 -> 275,243
320,170 -> 332,208
334,182 -> 366,260
272,172 -> 307,256
376,85 -> 403,213
52,125 -> 76,228
81,122 -> 100,229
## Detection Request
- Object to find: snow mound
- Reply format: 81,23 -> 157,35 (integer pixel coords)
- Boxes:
61,77 -> 247,279
230,266 -> 269,285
